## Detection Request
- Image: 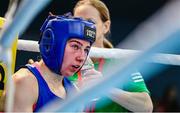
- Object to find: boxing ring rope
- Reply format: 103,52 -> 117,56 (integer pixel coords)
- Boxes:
0,0 -> 18,111
0,0 -> 51,112
39,0 -> 180,111
119,0 -> 180,50
0,0 -> 180,112
40,30 -> 180,112
18,39 -> 180,66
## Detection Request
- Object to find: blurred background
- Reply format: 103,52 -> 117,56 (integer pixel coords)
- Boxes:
0,0 -> 180,111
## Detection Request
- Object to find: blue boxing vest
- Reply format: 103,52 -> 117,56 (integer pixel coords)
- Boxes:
24,64 -> 74,112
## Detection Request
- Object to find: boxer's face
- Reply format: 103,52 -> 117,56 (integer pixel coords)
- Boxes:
61,38 -> 90,76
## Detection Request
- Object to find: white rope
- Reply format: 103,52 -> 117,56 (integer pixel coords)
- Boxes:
18,39 -> 180,66
0,0 -> 51,112
1,1 -> 18,111
4,49 -> 14,112
41,23 -> 180,113
14,0 -> 180,112
18,39 -> 39,52
0,0 -> 51,48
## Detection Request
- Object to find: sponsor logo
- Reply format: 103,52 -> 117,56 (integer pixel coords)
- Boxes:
84,26 -> 96,42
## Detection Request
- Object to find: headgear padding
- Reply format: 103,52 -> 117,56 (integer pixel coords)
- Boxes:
39,14 -> 96,74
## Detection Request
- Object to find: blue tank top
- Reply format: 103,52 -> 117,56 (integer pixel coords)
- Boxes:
24,64 -> 74,112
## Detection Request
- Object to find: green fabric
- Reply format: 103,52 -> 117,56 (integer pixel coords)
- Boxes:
94,59 -> 150,112
68,72 -> 78,82
68,58 -> 150,112
123,74 -> 150,94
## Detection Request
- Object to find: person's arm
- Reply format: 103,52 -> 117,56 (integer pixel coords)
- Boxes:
12,68 -> 38,112
109,88 -> 153,112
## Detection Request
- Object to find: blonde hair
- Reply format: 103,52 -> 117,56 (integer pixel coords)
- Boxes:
74,0 -> 113,48
103,38 -> 113,48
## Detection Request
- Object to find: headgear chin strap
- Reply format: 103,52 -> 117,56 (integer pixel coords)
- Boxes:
39,14 -> 96,75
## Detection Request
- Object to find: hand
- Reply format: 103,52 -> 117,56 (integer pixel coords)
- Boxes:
76,68 -> 103,91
